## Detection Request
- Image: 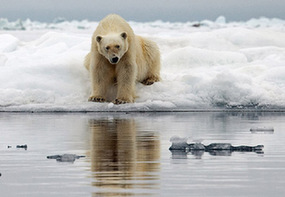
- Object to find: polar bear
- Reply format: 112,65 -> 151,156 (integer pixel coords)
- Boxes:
84,14 -> 161,104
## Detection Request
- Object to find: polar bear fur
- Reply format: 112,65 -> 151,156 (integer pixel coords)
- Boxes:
84,14 -> 160,104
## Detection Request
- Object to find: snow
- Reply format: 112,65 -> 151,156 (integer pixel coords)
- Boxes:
0,17 -> 285,112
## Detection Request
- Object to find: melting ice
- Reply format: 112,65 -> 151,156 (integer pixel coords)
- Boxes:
0,17 -> 285,112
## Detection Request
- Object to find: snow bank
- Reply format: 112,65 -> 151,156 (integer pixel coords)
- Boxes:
0,17 -> 285,112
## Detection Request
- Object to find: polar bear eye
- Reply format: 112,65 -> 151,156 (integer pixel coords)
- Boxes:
105,46 -> 110,51
115,45 -> 120,49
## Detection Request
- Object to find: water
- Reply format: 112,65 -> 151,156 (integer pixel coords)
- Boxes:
0,112 -> 285,197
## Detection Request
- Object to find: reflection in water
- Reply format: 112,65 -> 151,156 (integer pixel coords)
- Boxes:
88,118 -> 160,196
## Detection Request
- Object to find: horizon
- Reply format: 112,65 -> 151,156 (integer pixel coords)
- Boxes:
1,0 -> 285,23
2,15 -> 284,24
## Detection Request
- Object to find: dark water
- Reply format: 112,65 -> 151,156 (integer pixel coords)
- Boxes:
0,112 -> 285,197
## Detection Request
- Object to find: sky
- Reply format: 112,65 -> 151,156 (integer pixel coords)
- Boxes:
0,0 -> 285,22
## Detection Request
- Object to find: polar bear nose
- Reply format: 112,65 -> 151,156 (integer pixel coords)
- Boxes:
111,57 -> 119,64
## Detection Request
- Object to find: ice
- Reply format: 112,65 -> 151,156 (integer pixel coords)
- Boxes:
0,34 -> 19,52
169,136 -> 189,150
47,154 -> 85,162
250,127 -> 274,133
0,19 -> 25,30
215,16 -> 226,24
0,17 -> 285,111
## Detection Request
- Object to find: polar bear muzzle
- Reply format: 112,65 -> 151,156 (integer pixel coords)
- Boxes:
111,57 -> 119,64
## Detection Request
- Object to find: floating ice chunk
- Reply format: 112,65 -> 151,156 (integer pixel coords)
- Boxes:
47,154 -> 85,162
250,127 -> 274,133
16,144 -> 28,150
169,137 -> 264,156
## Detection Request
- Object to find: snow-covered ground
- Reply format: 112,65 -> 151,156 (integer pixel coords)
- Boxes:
0,17 -> 285,112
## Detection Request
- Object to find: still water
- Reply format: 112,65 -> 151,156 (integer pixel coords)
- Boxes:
0,112 -> 285,197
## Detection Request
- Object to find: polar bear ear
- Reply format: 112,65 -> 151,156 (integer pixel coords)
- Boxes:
121,32 -> 127,40
96,36 -> 103,43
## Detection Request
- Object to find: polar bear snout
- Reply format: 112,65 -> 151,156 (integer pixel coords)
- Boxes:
111,57 -> 119,64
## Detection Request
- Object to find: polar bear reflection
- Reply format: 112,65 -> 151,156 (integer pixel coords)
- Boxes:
88,118 -> 160,194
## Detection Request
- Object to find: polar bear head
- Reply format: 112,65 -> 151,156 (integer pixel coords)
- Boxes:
96,32 -> 128,64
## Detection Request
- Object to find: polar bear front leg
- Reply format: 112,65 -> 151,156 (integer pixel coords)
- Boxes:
89,58 -> 112,102
89,69 -> 107,102
114,62 -> 136,104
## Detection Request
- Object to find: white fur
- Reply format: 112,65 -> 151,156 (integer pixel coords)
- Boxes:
84,14 -> 161,104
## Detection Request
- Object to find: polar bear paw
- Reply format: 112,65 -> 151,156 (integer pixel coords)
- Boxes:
88,96 -> 105,102
113,98 -> 128,105
141,77 -> 159,85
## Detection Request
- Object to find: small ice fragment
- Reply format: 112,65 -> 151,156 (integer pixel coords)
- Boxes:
16,144 -> 28,150
47,154 -> 85,163
250,127 -> 274,133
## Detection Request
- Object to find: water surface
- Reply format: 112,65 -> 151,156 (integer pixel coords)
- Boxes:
0,112 -> 285,196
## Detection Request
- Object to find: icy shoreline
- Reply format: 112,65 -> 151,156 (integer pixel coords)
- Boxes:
1,17 -> 285,112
